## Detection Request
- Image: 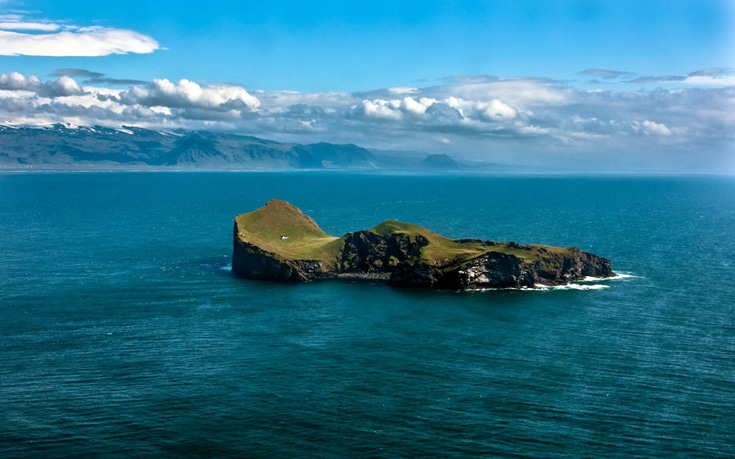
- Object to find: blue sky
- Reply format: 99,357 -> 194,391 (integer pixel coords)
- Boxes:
0,0 -> 733,172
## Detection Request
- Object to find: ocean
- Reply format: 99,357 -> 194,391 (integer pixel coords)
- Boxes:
1,172 -> 734,458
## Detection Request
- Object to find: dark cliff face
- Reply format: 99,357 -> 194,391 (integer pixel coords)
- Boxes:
337,231 -> 429,274
447,252 -> 536,289
232,201 -> 615,290
529,247 -> 614,285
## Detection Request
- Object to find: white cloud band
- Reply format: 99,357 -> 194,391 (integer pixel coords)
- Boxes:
0,71 -> 732,171
0,15 -> 160,56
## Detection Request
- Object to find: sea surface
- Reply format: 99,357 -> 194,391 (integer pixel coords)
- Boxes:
1,172 -> 734,458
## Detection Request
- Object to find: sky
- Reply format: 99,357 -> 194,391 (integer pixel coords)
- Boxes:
0,0 -> 733,172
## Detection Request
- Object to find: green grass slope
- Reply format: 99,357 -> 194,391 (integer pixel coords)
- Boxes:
235,200 -> 342,263
235,200 -> 574,270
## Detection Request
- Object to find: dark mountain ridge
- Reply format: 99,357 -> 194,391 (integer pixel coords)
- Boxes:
0,124 -> 462,171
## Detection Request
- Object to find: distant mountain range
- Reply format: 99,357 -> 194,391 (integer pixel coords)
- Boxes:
0,124 -> 474,171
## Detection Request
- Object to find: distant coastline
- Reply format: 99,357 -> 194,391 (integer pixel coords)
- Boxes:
4,124 -> 733,176
0,123 -> 497,173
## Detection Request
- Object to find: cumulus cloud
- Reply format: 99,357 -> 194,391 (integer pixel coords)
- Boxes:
0,72 -> 82,97
44,76 -> 83,97
442,96 -> 509,123
0,71 -> 39,91
636,120 -> 672,136
119,79 -> 260,111
401,97 -> 436,116
357,99 -> 402,120
0,15 -> 159,56
425,102 -> 463,124
478,99 -> 518,121
355,96 -> 439,121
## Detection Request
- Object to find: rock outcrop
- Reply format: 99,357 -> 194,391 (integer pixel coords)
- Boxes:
232,200 -> 614,290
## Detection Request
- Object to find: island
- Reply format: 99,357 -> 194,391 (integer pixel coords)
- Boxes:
232,199 -> 614,290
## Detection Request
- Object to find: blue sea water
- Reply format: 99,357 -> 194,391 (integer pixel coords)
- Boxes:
1,172 -> 734,458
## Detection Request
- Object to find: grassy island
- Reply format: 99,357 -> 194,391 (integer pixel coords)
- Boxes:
233,199 -> 614,289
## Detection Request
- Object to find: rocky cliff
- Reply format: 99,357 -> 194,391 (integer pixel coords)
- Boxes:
232,200 -> 614,290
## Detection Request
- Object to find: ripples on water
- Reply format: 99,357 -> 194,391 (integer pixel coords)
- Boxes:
1,173 -> 734,458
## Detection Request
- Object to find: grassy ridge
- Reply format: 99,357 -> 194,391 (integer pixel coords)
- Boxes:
370,220 -> 488,267
367,219 -> 571,267
236,200 -> 573,268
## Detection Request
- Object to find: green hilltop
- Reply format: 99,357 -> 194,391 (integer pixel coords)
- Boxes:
236,199 -> 576,271
235,199 -> 342,263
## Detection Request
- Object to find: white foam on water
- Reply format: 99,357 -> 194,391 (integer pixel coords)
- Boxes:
468,276 -> 634,293
532,272 -> 640,291
536,283 -> 611,291
580,272 -> 639,283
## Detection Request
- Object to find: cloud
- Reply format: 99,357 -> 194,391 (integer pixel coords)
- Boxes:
357,99 -> 403,120
354,96 -> 438,121
387,87 -> 418,95
439,77 -> 570,106
0,71 -> 732,172
118,78 -> 261,111
688,68 -> 730,77
636,120 -> 672,136
477,99 -> 518,121
424,103 -> 463,124
53,68 -> 105,79
0,15 -> 160,56
627,75 -> 687,84
625,68 -> 735,86
581,69 -> 632,79
0,71 -> 39,91
53,68 -> 148,86
0,18 -> 60,32
0,71 -> 82,97
44,76 -> 83,97
682,74 -> 735,86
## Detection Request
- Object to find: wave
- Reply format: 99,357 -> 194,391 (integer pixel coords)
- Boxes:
468,273 -> 639,293
467,283 -> 609,293
535,283 -> 611,291
533,272 -> 639,291
580,272 -> 639,282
